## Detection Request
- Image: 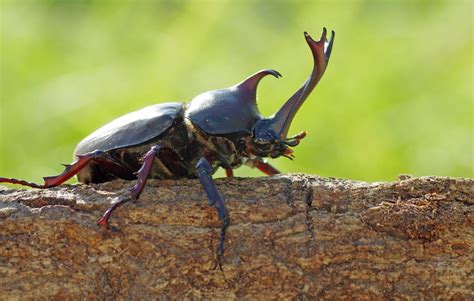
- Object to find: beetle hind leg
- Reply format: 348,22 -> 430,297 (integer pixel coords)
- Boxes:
0,177 -> 43,188
44,150 -> 133,187
0,150 -> 131,189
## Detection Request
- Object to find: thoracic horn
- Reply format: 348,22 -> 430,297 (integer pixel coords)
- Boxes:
235,69 -> 282,103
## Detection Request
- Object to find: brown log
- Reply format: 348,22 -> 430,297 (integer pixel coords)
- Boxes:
0,174 -> 472,299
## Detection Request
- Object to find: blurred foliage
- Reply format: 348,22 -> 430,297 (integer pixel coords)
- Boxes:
0,0 -> 472,184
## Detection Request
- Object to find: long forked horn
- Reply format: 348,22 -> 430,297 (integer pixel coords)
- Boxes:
270,28 -> 335,139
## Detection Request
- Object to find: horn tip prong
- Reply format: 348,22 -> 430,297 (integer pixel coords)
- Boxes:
304,31 -> 315,43
263,69 -> 282,79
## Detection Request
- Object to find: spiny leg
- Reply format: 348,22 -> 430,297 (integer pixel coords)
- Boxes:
129,145 -> 164,199
98,145 -> 163,227
0,150 -> 129,189
0,177 -> 43,188
245,158 -> 280,176
196,157 -> 230,270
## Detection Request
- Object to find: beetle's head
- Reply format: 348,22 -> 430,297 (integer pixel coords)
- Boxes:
251,118 -> 307,159
251,28 -> 334,159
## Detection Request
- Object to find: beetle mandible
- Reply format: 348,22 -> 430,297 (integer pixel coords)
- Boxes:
1,28 -> 335,268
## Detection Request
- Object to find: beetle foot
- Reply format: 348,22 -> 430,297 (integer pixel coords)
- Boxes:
211,215 -> 230,271
97,196 -> 131,229
97,212 -> 113,232
0,177 -> 44,188
210,254 -> 224,271
97,215 -> 110,229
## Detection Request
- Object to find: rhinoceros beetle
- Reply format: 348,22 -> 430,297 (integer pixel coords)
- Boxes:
1,28 -> 335,268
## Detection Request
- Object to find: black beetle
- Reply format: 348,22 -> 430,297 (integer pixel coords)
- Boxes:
1,28 -> 335,268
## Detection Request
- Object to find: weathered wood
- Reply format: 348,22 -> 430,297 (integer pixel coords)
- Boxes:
0,174 -> 472,299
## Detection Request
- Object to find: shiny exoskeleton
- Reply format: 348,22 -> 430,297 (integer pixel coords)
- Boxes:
1,28 -> 335,269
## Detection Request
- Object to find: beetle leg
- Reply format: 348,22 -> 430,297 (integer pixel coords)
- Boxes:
0,150 -> 128,188
245,158 -> 280,176
196,157 -> 230,270
96,196 -> 131,229
225,168 -> 234,177
97,145 -> 163,227
129,145 -> 162,199
0,177 -> 43,188
255,160 -> 280,176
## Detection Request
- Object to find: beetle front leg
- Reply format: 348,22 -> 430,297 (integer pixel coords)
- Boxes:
246,158 -> 280,176
196,157 -> 230,270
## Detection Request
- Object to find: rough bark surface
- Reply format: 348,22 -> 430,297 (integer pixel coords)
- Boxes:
0,174 -> 472,299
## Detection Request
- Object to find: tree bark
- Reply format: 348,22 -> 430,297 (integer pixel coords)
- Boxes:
0,174 -> 472,300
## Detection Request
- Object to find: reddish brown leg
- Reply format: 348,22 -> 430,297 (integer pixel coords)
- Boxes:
225,168 -> 234,177
246,158 -> 280,176
96,197 -> 131,228
97,145 -> 162,227
129,145 -> 162,199
43,152 -> 101,187
255,160 -> 280,176
0,150 -> 124,189
0,177 -> 43,188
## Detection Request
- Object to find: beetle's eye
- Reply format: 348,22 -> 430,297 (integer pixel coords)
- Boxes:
255,139 -> 270,145
254,131 -> 273,144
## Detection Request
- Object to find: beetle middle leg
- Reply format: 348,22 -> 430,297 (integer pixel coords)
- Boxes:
97,145 -> 165,227
196,157 -> 230,270
225,168 -> 234,177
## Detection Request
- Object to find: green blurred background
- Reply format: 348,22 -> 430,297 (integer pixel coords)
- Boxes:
0,0 -> 472,184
